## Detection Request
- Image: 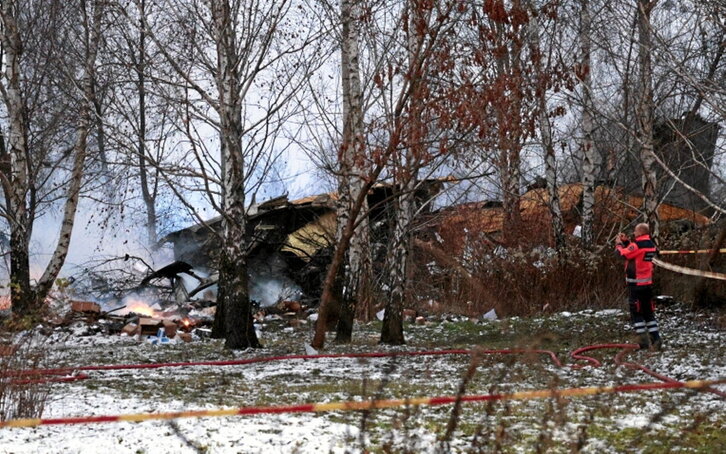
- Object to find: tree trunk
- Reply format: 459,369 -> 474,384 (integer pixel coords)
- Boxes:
500,143 -> 523,245
220,227 -> 260,349
212,253 -> 227,338
210,0 -> 260,349
8,229 -> 32,315
312,179 -> 374,349
334,0 -> 369,344
544,131 -> 565,253
636,0 -> 659,239
2,3 -> 35,315
312,0 -> 420,349
492,19 -> 523,246
137,0 -> 158,247
1,1 -> 100,314
526,0 -> 565,253
580,0 -> 597,247
335,209 -> 370,342
380,179 -> 414,345
35,0 -> 101,301
350,212 -> 373,323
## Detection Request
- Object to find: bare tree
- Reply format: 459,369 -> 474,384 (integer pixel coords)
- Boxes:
525,0 -> 567,253
312,0 -> 466,349
134,0 -> 158,246
133,0 -> 324,348
579,0 -> 598,247
0,0 -> 104,316
379,0 -> 437,345
464,0 -> 543,246
332,0 -> 373,343
636,0 -> 660,238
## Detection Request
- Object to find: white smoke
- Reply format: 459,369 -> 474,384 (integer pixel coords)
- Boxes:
249,276 -> 302,307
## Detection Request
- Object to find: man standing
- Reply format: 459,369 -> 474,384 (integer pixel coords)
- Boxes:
615,223 -> 662,349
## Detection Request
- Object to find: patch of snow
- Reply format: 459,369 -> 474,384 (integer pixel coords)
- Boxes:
617,414 -> 653,429
0,391 -> 359,453
594,309 -> 622,316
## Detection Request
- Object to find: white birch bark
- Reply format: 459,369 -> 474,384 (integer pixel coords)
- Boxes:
342,0 -> 370,303
381,172 -> 415,345
0,1 -> 33,313
636,0 -> 660,239
580,0 -> 597,247
209,0 -> 260,349
381,1 -> 424,345
526,0 -> 565,253
334,0 -> 372,341
35,0 -> 102,299
137,0 -> 300,348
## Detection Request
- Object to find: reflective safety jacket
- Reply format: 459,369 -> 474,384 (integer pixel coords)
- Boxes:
616,234 -> 658,286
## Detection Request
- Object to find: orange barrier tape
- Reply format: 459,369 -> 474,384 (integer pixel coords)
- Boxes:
659,248 -> 726,255
1,378 -> 723,428
653,258 -> 726,281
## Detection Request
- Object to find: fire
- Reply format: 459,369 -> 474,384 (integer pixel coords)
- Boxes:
125,300 -> 157,317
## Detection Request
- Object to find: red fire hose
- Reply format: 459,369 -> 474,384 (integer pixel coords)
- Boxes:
7,344 -> 725,398
8,348 -> 559,377
2,344 -> 722,429
570,343 -> 726,398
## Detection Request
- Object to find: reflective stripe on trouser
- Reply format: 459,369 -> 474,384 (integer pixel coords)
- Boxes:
626,277 -> 652,284
633,322 -> 646,334
628,285 -> 660,339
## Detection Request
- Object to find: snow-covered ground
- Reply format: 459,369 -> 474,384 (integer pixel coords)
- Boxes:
0,305 -> 724,453
8,393 -> 359,454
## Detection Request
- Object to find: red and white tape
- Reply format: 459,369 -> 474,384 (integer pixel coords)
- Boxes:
658,248 -> 726,255
653,257 -> 726,281
1,378 -> 722,428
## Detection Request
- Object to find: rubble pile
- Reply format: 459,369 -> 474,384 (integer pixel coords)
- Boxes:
2,255 -> 322,346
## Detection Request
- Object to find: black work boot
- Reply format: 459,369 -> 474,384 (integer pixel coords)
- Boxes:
650,334 -> 663,351
637,333 -> 650,350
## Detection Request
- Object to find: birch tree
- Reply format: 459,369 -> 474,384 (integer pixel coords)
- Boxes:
379,1 -> 434,345
525,0 -> 567,253
334,0 -> 373,343
312,0 -> 465,349
134,0 -> 323,348
466,0 -> 541,246
579,0 -> 597,247
636,0 -> 659,238
0,0 -> 103,316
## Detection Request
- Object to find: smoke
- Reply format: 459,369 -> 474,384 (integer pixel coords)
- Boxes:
26,197 -> 174,282
249,276 -> 302,307
248,252 -> 303,307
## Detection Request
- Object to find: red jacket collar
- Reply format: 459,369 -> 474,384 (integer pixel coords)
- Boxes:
635,234 -> 651,241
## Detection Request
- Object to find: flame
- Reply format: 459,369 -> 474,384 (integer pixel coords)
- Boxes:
125,300 -> 156,317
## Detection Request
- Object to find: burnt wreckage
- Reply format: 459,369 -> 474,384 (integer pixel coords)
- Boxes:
157,112 -> 719,306
159,182 -> 447,306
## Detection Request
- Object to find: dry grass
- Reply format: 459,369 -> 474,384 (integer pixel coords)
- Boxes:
410,241 -> 623,317
0,333 -> 50,421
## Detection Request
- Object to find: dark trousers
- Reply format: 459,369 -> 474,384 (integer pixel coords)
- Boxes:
628,285 -> 660,342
